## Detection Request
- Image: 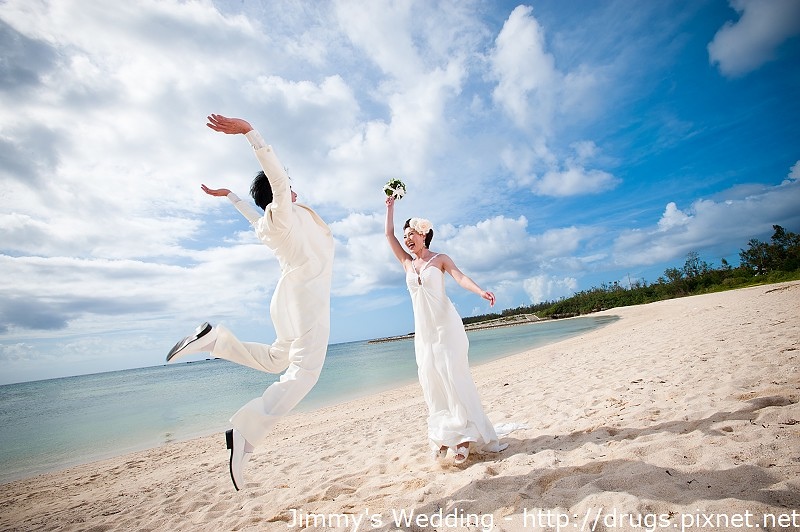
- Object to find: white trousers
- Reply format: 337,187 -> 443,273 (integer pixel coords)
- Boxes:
211,323 -> 328,446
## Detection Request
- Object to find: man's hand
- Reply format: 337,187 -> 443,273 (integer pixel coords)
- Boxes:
206,114 -> 253,135
201,184 -> 231,197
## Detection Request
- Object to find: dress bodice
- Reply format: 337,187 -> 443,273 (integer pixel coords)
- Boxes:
406,260 -> 444,292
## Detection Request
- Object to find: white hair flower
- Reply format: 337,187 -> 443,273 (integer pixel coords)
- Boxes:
409,217 -> 433,235
383,178 -> 406,199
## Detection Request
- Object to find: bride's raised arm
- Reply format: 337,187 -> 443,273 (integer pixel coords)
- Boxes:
385,196 -> 412,266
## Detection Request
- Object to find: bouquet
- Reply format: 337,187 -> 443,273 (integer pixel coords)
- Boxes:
383,178 -> 406,200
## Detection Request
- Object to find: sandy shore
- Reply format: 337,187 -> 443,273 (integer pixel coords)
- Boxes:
1,282 -> 798,531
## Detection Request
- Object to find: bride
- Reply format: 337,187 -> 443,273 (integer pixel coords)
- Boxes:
384,196 -> 509,465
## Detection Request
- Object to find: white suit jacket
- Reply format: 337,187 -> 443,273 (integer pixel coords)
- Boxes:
226,131 -> 334,357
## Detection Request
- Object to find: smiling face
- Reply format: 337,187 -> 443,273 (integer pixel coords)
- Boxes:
403,228 -> 427,254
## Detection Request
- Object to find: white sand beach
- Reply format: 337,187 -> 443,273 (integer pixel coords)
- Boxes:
1,282 -> 798,531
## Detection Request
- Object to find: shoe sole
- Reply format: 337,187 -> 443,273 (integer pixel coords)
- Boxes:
226,429 -> 240,491
166,322 -> 212,362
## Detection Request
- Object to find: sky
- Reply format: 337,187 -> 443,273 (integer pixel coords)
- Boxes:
1,0 -> 799,385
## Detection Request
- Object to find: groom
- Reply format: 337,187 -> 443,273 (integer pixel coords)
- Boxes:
167,114 -> 334,491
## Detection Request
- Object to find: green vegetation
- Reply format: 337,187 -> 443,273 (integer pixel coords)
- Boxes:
464,225 -> 800,324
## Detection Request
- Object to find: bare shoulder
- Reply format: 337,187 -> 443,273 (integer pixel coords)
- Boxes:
433,252 -> 454,269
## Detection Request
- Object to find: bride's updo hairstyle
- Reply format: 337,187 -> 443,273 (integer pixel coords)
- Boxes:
404,218 -> 434,248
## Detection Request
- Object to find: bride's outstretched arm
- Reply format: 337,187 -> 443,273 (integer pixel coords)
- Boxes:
441,254 -> 496,307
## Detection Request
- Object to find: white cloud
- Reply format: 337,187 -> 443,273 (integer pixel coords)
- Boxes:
0,244 -> 279,333
488,7 -> 615,198
784,160 -> 800,185
329,212 -> 397,296
0,342 -> 35,363
320,63 -> 466,211
247,2 -> 486,215
523,275 -> 578,304
334,0 -> 419,80
537,165 -> 618,197
0,1 -> 278,264
244,75 -> 358,131
614,179 -> 800,266
504,139 -> 619,197
708,0 -> 800,77
489,5 -> 559,131
489,5 -> 602,133
530,226 -> 591,260
657,202 -> 692,231
436,218 -> 597,293
333,0 -> 483,83
441,215 -> 533,274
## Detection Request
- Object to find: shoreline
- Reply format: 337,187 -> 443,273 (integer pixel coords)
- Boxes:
368,313 -> 546,343
0,315 -> 611,486
2,282 -> 798,531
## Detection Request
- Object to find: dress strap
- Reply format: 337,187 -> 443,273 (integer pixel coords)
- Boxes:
413,253 -> 439,275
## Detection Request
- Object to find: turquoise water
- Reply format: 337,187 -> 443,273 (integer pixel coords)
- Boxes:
0,316 -> 616,484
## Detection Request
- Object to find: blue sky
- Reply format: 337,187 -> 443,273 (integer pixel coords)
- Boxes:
1,0 -> 799,384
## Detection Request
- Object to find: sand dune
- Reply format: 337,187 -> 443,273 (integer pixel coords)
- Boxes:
1,282 -> 798,531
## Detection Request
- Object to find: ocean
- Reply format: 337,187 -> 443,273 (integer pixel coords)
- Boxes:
0,316 -> 616,484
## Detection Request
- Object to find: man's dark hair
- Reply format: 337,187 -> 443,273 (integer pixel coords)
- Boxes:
250,171 -> 273,210
404,218 -> 434,248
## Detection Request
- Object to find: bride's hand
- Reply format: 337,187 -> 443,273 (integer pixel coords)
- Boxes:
482,291 -> 496,307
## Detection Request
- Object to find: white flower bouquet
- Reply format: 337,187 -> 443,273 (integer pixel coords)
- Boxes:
383,178 -> 406,200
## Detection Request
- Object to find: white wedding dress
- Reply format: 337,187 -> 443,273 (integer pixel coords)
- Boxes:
406,256 -> 506,452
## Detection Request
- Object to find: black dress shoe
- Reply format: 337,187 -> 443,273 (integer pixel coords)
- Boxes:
166,322 -> 213,362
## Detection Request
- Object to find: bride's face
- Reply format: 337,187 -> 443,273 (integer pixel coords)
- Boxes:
403,229 -> 426,253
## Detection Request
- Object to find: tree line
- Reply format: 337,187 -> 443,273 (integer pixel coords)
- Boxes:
463,224 -> 800,324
